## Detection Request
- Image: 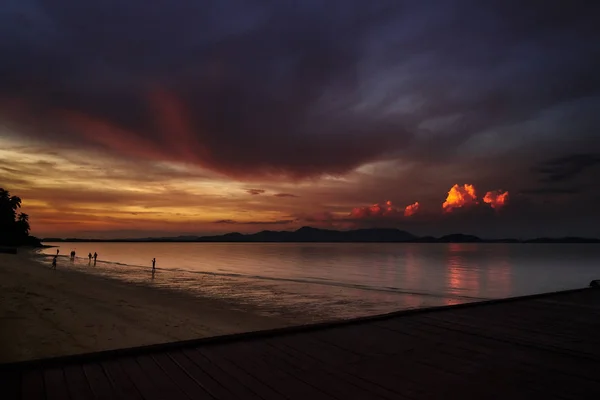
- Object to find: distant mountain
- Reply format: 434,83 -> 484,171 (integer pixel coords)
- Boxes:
41,227 -> 600,244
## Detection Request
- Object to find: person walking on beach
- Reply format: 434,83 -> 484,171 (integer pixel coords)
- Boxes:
52,255 -> 57,269
88,252 -> 92,264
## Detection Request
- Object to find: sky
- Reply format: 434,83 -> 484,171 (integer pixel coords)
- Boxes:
1,0 -> 600,239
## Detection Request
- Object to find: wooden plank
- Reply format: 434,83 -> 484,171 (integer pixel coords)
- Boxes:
424,308 -> 600,345
418,312 -> 600,359
134,354 -> 191,400
267,335 -> 419,400
150,353 -> 214,400
441,299 -> 600,332
100,359 -> 144,400
0,369 -> 20,400
374,318 -> 600,398
168,350 -> 237,400
117,357 -> 164,400
197,345 -> 289,400
181,348 -> 263,400
82,363 -> 116,400
44,367 -> 70,400
63,365 -> 95,400
217,340 -> 335,400
267,340 -> 395,400
276,332 -> 363,366
418,315 -> 600,383
21,369 -> 45,400
311,323 -> 422,358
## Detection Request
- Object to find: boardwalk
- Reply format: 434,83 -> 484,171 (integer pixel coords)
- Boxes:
2,287 -> 600,399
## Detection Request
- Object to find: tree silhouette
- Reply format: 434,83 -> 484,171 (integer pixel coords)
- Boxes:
0,188 -> 36,246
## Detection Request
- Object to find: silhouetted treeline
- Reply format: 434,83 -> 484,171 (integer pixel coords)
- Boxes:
0,188 -> 41,247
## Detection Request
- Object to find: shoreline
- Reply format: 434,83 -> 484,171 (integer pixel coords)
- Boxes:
0,251 -> 292,364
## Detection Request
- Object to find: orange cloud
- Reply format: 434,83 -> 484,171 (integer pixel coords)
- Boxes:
350,200 -> 400,218
442,184 -> 478,212
404,202 -> 420,217
484,190 -> 509,210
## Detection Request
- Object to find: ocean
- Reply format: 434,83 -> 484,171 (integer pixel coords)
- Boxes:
39,242 -> 600,322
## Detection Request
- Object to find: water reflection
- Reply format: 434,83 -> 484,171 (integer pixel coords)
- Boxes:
444,244 -> 516,299
38,242 -> 600,321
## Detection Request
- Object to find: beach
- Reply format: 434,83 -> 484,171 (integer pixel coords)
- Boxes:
0,251 -> 289,364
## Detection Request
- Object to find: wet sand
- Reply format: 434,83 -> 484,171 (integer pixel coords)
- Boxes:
0,251 -> 289,363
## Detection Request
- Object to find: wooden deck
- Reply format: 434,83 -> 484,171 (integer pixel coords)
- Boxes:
2,287 -> 600,400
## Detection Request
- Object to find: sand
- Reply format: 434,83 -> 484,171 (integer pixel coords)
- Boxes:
0,251 -> 289,364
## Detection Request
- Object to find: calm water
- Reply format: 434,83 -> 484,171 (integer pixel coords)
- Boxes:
39,243 -> 600,322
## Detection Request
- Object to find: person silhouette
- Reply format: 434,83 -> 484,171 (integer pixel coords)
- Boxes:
93,252 -> 97,265
88,253 -> 92,264
151,258 -> 156,278
52,255 -> 57,269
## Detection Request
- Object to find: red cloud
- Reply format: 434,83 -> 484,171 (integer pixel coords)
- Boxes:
442,184 -> 478,213
349,200 -> 401,218
483,190 -> 509,210
404,202 -> 420,217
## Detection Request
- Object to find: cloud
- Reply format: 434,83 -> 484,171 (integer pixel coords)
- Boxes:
483,190 -> 509,210
442,184 -> 478,213
520,187 -> 581,195
404,202 -> 420,217
273,193 -> 299,198
349,201 -> 402,219
1,1 -> 599,180
534,153 -> 600,183
246,188 -> 265,195
214,219 -> 295,225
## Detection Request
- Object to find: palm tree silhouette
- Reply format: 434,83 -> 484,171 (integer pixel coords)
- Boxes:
0,188 -> 34,246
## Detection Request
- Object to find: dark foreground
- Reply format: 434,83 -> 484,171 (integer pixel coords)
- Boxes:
2,286 -> 600,400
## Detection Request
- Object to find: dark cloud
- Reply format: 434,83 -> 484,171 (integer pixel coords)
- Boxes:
1,1 -> 599,180
246,188 -> 265,195
273,193 -> 299,198
534,153 -> 600,183
213,219 -> 295,225
520,187 -> 581,195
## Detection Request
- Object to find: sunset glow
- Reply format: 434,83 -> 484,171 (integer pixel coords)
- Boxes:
1,1 -> 598,239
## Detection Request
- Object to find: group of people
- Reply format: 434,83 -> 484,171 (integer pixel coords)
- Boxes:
50,250 -> 157,275
51,249 -> 98,269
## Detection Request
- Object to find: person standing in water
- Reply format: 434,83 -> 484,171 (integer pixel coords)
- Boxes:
88,253 -> 92,264
52,255 -> 57,269
93,252 -> 97,265
152,258 -> 156,272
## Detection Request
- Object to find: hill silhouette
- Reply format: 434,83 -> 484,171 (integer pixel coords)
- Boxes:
42,227 -> 600,244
